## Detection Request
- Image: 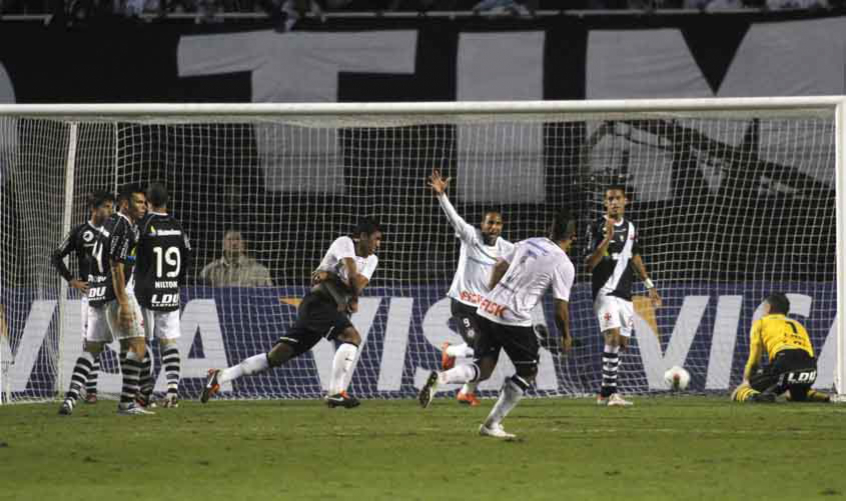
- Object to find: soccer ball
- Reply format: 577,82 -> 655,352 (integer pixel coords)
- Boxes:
663,366 -> 691,391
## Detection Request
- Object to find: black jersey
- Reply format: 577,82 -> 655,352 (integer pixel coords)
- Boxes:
51,221 -> 99,283
133,211 -> 191,311
88,212 -> 138,308
586,217 -> 642,301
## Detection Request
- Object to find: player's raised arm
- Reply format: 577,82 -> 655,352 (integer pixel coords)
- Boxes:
585,218 -> 614,272
428,168 -> 477,243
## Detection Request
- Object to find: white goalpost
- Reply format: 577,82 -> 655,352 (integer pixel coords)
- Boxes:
0,97 -> 843,403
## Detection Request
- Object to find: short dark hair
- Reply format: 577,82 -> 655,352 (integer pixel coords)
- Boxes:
146,182 -> 169,208
481,208 -> 502,219
117,183 -> 145,204
87,190 -> 113,210
354,217 -> 382,237
549,209 -> 576,242
765,293 -> 790,315
606,184 -> 627,196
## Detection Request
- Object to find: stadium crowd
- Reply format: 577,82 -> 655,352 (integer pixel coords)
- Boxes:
0,0 -> 841,25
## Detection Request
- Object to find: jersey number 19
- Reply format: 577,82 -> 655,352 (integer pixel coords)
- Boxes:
153,246 -> 181,278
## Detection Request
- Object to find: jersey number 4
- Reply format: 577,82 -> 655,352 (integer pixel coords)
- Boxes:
153,246 -> 182,278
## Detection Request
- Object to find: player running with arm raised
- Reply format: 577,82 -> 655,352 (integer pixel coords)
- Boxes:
428,168 -> 517,406
586,184 -> 661,407
419,210 -> 576,439
56,190 -> 114,413
201,217 -> 382,408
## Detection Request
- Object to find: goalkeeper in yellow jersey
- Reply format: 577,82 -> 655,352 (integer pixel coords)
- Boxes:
732,293 -> 830,403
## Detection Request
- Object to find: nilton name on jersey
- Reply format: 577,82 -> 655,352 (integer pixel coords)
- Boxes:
155,281 -> 179,288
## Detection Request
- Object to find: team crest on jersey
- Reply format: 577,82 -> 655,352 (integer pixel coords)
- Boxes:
603,312 -> 612,324
82,230 -> 94,242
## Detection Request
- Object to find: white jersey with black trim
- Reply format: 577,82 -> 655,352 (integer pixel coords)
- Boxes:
314,236 -> 378,283
477,237 -> 575,327
438,193 -> 514,307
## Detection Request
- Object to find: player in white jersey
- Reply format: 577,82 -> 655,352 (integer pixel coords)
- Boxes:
419,211 -> 577,439
202,217 -> 382,408
586,184 -> 661,407
428,168 -> 512,406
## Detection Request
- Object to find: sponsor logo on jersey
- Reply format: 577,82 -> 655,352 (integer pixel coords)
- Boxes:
459,291 -> 484,305
150,229 -> 182,236
479,298 -> 505,317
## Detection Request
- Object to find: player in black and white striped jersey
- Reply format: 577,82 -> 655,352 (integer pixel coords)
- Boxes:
586,184 -> 661,407
54,190 -> 114,412
133,182 -> 191,409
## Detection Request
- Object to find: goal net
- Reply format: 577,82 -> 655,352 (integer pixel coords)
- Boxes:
1,99 -> 843,403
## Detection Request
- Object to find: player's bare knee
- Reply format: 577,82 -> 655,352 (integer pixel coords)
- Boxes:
476,356 -> 497,382
335,327 -> 361,347
267,342 -> 294,367
83,340 -> 104,354
159,338 -> 177,348
128,337 -> 146,358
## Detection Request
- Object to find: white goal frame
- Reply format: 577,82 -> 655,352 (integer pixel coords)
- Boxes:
0,96 -> 844,403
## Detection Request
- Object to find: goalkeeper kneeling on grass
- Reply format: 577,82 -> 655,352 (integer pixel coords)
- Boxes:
732,292 -> 830,403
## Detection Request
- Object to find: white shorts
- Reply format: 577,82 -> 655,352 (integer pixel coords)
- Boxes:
85,304 -> 114,343
142,308 -> 181,341
104,295 -> 145,341
594,294 -> 634,338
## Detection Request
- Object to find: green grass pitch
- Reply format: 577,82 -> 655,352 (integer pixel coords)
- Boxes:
2,396 -> 845,500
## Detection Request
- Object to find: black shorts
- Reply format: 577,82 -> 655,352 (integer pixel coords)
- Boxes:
749,349 -> 817,401
451,299 -> 482,345
473,316 -> 539,369
275,292 -> 353,357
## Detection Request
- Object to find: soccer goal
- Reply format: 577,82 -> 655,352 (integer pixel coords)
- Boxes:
0,98 -> 844,404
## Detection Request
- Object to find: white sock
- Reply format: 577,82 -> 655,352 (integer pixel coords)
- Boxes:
329,343 -> 358,395
437,364 -> 477,385
446,343 -> 474,359
484,375 -> 528,428
219,353 -> 269,385
460,381 -> 479,395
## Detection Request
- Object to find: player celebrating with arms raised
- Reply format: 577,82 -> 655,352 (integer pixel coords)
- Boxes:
428,168 -> 513,407
586,184 -> 661,407
202,218 -> 382,408
419,211 -> 576,439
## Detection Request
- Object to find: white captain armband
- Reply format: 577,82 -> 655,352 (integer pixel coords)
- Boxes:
644,278 -> 655,290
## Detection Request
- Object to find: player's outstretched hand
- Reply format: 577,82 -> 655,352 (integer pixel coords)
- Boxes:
427,168 -> 450,195
70,279 -> 89,294
649,287 -> 662,308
